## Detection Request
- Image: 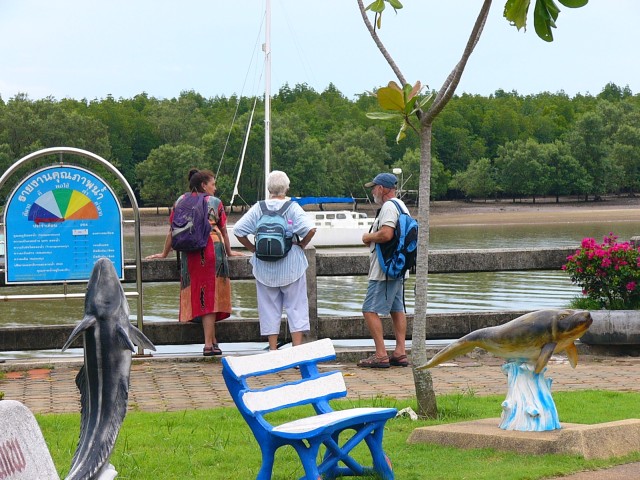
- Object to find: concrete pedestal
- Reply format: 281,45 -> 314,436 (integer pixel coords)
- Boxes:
408,418 -> 640,459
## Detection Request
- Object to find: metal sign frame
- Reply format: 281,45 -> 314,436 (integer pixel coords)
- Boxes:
0,147 -> 146,353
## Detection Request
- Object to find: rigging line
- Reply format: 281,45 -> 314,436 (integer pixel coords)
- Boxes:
277,0 -> 317,88
216,7 -> 267,179
230,95 -> 260,208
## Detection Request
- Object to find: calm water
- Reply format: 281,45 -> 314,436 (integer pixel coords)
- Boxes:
2,220 -> 639,328
1,219 -> 638,359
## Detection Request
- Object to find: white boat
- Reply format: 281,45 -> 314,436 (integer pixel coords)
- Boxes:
228,206 -> 374,249
304,209 -> 374,247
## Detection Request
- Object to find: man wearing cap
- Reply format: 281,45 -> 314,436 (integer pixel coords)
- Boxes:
358,172 -> 409,368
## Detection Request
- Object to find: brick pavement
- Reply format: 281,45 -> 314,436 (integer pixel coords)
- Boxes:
2,353 -> 640,415
2,352 -> 640,479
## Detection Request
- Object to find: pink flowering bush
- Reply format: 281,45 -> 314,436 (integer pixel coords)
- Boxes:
563,233 -> 640,310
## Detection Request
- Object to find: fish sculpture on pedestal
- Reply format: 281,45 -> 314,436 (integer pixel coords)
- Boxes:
61,258 -> 156,480
418,309 -> 593,373
418,309 -> 593,431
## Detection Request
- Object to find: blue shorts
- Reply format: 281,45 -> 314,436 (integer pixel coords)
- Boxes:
362,279 -> 405,315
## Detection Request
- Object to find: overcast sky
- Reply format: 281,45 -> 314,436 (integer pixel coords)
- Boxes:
1,0 -> 637,102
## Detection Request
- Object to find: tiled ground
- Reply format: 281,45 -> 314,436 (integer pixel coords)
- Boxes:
2,354 -> 639,414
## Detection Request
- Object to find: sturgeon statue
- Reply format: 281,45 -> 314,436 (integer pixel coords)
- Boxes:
418,309 -> 593,374
62,258 -> 156,480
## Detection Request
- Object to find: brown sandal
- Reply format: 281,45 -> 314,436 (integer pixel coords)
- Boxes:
203,344 -> 223,357
389,354 -> 409,367
357,354 -> 390,368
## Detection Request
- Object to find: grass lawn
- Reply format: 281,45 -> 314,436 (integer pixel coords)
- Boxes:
38,390 -> 640,479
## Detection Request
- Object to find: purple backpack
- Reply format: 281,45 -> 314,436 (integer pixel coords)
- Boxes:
170,194 -> 211,252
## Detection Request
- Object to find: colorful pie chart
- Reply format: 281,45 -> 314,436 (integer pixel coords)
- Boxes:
28,189 -> 99,224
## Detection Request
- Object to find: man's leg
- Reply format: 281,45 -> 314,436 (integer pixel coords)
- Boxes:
363,311 -> 387,358
389,278 -> 408,365
390,310 -> 407,357
359,280 -> 391,367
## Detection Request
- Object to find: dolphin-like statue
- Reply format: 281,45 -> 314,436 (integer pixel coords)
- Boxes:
418,309 -> 592,374
62,257 -> 156,480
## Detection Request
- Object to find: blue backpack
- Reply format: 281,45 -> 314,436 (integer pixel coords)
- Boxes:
171,194 -> 211,252
254,200 -> 293,261
376,199 -> 418,279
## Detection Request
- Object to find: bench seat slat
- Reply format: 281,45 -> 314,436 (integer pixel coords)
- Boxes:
224,338 -> 335,378
271,407 -> 397,438
242,371 -> 346,413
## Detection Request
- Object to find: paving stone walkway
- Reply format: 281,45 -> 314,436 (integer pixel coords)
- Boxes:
2,353 -> 640,414
1,352 -> 639,479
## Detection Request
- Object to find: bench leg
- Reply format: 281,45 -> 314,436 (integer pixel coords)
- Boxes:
256,444 -> 276,480
318,422 -> 394,480
292,440 -> 322,480
364,424 -> 394,480
321,431 -> 365,478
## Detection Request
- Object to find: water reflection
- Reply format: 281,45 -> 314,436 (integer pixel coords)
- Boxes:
0,271 -> 580,328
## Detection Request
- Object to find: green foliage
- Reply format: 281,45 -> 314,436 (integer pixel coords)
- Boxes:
38,391 -> 640,480
451,157 -> 497,200
365,0 -> 403,29
563,233 -> 640,309
504,0 -> 588,42
496,138 -> 549,200
394,148 -> 451,200
2,83 -> 640,206
366,81 -> 433,143
136,144 -> 206,205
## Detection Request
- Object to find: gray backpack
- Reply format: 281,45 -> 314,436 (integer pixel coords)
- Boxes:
254,201 -> 293,261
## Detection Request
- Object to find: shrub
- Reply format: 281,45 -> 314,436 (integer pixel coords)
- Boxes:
563,233 -> 640,310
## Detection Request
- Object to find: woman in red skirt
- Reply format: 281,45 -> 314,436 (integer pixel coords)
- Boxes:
147,169 -> 243,356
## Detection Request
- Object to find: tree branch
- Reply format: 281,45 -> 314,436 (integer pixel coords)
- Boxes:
357,0 -> 407,88
425,0 -> 493,123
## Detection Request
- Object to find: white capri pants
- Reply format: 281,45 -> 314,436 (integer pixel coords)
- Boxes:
256,275 -> 310,336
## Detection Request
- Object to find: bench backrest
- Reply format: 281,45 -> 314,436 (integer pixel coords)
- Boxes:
222,338 -> 346,417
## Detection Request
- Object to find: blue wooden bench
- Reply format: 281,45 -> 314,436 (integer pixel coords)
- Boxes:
222,338 -> 397,479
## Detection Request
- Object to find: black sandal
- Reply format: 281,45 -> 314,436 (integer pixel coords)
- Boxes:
203,345 -> 215,357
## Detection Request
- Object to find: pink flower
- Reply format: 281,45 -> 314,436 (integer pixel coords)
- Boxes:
627,282 -> 637,292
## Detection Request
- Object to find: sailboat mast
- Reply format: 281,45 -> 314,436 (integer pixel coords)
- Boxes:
263,0 -> 271,200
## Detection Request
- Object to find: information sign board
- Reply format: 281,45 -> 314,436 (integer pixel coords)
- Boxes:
3,165 -> 123,283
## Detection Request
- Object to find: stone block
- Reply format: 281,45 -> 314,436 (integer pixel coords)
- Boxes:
0,400 -> 59,479
581,310 -> 640,345
408,417 -> 640,460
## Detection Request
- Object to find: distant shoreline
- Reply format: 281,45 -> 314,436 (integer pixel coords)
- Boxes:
129,196 -> 640,235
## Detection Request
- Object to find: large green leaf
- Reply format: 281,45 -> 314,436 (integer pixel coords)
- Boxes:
534,0 -> 560,42
377,86 -> 405,112
504,0 -> 531,30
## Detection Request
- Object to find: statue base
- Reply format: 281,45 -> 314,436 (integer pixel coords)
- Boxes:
408,418 -> 640,459
500,361 -> 560,431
